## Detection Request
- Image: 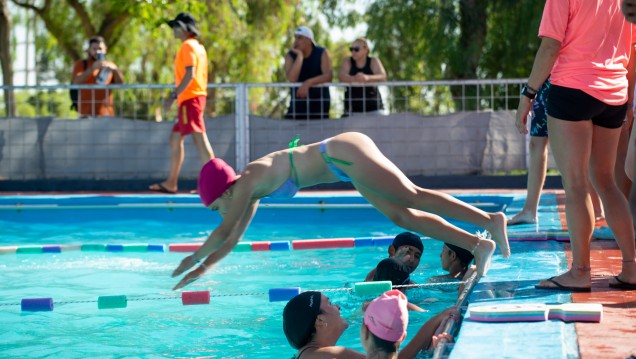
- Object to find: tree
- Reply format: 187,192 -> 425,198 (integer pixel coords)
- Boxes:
10,0 -> 302,118
0,0 -> 15,116
321,0 -> 545,112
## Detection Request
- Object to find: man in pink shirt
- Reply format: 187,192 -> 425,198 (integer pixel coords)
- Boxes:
517,0 -> 636,291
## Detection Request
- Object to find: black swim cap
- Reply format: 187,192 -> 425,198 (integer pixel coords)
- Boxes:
373,257 -> 410,285
282,291 -> 322,349
391,232 -> 423,253
445,242 -> 474,266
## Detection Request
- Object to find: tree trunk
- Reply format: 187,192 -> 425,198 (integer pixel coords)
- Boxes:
448,0 -> 488,111
0,0 -> 15,117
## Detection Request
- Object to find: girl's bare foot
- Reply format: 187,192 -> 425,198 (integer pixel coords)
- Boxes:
507,210 -> 538,225
489,212 -> 510,258
472,238 -> 496,277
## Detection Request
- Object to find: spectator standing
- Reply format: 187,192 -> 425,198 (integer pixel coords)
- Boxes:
518,0 -> 636,291
284,26 -> 333,120
71,36 -> 124,117
509,78 -> 605,225
149,12 -> 215,194
338,38 -> 386,116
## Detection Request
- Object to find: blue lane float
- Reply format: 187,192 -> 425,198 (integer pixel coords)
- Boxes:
372,236 -> 394,247
354,237 -> 374,247
270,241 -> 291,251
42,245 -> 62,253
106,244 -> 124,252
21,297 -> 54,312
269,287 -> 301,302
147,244 -> 165,252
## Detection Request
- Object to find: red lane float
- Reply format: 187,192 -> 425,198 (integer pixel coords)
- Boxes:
169,243 -> 203,252
251,242 -> 271,251
182,291 -> 211,305
292,238 -> 355,250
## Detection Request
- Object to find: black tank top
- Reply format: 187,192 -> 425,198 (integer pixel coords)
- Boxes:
285,46 -> 331,120
344,56 -> 383,114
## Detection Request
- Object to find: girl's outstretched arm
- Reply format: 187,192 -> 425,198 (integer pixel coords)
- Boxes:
171,187 -> 259,290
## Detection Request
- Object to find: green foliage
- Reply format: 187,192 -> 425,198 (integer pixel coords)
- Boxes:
11,0 -> 303,118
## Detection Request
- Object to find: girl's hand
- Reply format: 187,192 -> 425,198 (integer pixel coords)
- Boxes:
172,267 -> 205,290
172,254 -> 198,278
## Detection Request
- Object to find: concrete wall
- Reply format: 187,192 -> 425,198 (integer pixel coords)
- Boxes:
0,111 -> 554,181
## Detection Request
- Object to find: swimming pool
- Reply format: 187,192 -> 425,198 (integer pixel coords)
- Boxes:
0,192 -> 579,358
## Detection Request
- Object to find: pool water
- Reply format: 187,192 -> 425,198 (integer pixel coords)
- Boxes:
0,192 -> 578,358
0,194 -> 486,358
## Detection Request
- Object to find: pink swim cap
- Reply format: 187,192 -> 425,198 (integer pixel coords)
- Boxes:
198,158 -> 237,207
364,290 -> 408,342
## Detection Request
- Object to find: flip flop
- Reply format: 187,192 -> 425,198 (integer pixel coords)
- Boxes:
609,276 -> 636,290
149,183 -> 177,194
534,276 -> 592,292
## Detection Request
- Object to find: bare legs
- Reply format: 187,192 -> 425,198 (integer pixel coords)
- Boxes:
509,136 -> 604,225
509,136 -> 548,225
329,133 -> 509,276
538,117 -> 636,289
191,132 -> 215,163
150,132 -> 214,193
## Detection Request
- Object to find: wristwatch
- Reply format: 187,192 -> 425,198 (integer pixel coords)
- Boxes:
521,84 -> 537,100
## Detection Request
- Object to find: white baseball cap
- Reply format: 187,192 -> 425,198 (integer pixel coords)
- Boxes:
294,26 -> 316,45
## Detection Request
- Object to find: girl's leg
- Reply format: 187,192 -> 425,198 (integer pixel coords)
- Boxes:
328,133 -> 510,257
509,136 -> 549,224
538,117 -> 594,289
588,125 -> 636,286
356,186 -> 496,276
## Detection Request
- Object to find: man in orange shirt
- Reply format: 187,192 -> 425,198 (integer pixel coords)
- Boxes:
150,12 -> 215,194
71,36 -> 124,117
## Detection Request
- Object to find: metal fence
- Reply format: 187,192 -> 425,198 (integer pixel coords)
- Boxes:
0,79 -> 526,120
0,79 -> 548,182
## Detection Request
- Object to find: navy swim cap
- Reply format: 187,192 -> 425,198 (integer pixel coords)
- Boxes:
373,258 -> 411,285
391,232 -> 423,253
445,242 -> 474,266
282,291 -> 322,349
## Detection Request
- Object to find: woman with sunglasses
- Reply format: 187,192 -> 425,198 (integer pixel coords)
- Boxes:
338,38 -> 387,116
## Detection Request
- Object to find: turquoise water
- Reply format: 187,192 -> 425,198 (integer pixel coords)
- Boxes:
0,194 -> 478,358
0,193 -> 579,358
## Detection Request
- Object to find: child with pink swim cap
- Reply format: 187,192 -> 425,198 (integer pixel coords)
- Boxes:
171,132 -> 510,291
280,289 -> 457,358
361,290 -> 409,356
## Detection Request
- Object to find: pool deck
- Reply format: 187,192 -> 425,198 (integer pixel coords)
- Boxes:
553,192 -> 636,359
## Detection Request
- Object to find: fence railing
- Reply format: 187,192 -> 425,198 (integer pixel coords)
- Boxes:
0,79 -> 550,182
0,79 -> 527,120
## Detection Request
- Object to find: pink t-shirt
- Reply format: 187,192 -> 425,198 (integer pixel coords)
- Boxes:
539,0 -> 636,104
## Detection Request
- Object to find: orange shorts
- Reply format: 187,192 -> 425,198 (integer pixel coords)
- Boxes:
173,95 -> 206,135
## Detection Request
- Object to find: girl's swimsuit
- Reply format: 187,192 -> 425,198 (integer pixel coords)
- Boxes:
267,135 -> 352,199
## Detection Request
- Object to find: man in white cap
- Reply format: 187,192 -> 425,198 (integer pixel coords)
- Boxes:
284,25 -> 333,120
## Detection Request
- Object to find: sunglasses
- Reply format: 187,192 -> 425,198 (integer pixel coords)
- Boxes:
349,46 -> 361,52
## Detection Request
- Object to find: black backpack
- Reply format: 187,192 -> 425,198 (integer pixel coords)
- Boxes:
70,60 -> 88,111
